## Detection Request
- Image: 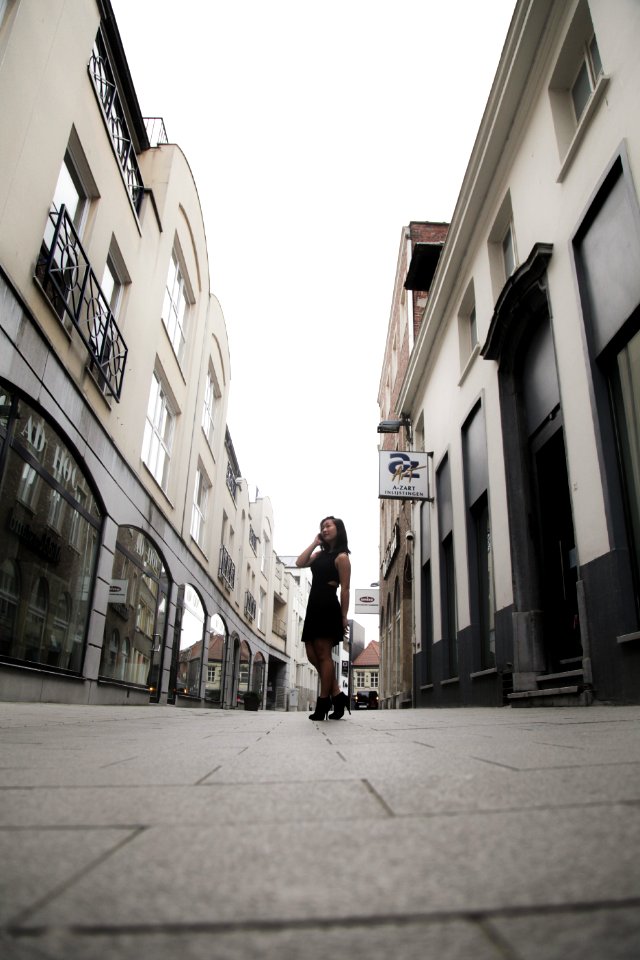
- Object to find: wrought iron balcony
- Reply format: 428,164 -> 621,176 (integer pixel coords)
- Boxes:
226,462 -> 239,501
249,525 -> 258,554
36,204 -> 128,401
244,590 -> 257,621
218,545 -> 236,590
89,32 -> 144,211
144,117 -> 168,147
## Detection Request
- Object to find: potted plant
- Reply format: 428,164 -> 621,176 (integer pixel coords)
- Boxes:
243,690 -> 261,711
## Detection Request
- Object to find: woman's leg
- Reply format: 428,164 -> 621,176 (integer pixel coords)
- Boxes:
313,638 -> 340,697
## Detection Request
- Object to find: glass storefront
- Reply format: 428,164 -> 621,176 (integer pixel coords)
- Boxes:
611,326 -> 640,600
0,386 -> 101,671
205,612 -> 226,704
175,584 -> 205,697
100,526 -> 170,694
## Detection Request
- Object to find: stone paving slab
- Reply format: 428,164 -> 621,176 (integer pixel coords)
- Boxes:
0,780 -> 385,828
1,703 -> 639,960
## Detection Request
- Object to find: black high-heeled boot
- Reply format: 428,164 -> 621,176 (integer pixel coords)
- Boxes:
329,691 -> 351,720
309,696 -> 331,720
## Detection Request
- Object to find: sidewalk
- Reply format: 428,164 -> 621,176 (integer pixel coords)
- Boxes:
1,702 -> 639,959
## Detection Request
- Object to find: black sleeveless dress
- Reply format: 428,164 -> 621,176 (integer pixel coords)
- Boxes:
301,550 -> 344,646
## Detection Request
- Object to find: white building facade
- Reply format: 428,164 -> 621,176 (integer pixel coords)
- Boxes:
0,0 -> 309,708
397,0 -> 640,707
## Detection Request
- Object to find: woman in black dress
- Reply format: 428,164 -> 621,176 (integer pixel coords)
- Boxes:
296,516 -> 351,720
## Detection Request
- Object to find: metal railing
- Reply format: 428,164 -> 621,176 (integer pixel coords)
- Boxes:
89,32 -> 144,211
272,617 -> 287,641
36,205 -> 128,400
244,591 -> 257,621
218,545 -> 236,590
226,462 -> 239,501
144,117 -> 168,147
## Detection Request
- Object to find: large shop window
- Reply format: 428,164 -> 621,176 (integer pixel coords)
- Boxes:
610,327 -> 640,600
100,527 -> 169,694
0,387 -> 101,671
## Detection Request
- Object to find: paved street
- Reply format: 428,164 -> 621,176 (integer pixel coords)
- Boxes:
1,702 -> 639,960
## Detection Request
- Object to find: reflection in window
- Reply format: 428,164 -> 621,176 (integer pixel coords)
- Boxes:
101,527 -> 169,690
176,585 -> 205,697
611,327 -> 640,599
0,559 -> 19,657
17,463 -> 39,510
0,419 -> 99,672
24,577 -> 48,662
206,613 -> 226,704
236,639 -> 251,705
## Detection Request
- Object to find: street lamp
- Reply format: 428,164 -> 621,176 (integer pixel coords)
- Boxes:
377,415 -> 412,445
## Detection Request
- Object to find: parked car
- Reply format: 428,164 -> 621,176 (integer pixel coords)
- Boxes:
354,690 -> 379,710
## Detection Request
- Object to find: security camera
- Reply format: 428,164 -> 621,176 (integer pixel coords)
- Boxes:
405,530 -> 414,541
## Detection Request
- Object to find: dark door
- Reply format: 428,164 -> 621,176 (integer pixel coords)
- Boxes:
531,424 -> 582,670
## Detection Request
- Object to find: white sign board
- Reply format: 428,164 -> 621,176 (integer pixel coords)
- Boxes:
108,579 -> 128,603
355,588 -> 379,614
379,450 -> 431,500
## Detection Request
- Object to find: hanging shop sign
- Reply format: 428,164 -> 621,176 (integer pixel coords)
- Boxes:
355,588 -> 379,614
378,450 -> 432,501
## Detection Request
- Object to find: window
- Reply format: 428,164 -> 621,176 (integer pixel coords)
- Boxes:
502,223 -> 516,279
102,257 -> 123,318
610,329 -> 640,599
162,250 -> 189,362
142,372 -> 175,490
202,369 -> 219,448
48,155 -> 87,236
548,2 -> 607,179
100,527 -> 170,690
458,281 -> 478,370
0,397 -> 101,671
190,466 -> 210,547
370,671 -> 379,687
489,194 -> 517,299
571,34 -> 603,123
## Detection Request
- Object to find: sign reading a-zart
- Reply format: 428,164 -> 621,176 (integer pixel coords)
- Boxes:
379,450 -> 430,500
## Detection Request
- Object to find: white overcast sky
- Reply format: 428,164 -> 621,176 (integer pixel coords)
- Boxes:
111,0 -> 516,643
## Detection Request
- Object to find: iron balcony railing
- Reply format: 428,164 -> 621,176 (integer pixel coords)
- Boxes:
244,591 -> 257,621
218,545 -> 236,590
36,204 -> 128,400
249,525 -> 258,554
89,31 -> 144,211
144,117 -> 168,147
226,462 -> 239,501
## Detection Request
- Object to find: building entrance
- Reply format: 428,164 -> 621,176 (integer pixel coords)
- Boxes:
530,422 -> 582,672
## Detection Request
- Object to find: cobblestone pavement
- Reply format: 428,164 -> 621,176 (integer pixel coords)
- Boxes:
1,702 -> 639,959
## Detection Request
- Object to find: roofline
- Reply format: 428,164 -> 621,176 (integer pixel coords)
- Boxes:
398,0 -> 557,412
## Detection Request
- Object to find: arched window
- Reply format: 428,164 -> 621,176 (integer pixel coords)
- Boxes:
0,391 -> 102,673
100,527 -> 170,694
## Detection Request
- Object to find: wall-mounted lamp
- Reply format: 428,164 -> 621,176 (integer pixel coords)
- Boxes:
377,415 -> 412,444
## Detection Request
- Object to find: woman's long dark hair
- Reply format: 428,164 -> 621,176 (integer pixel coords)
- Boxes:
319,516 -> 350,555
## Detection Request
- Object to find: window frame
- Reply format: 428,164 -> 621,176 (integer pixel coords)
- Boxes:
161,247 -> 191,363
141,370 -> 176,491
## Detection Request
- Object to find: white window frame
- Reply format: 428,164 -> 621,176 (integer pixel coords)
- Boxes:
162,248 -> 190,363
202,368 -> 219,448
190,465 -> 210,547
570,33 -> 603,124
142,371 -> 176,490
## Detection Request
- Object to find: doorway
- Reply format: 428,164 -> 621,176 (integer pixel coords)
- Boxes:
530,422 -> 582,671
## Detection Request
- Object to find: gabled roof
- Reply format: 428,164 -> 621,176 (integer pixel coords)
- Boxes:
353,640 -> 380,668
